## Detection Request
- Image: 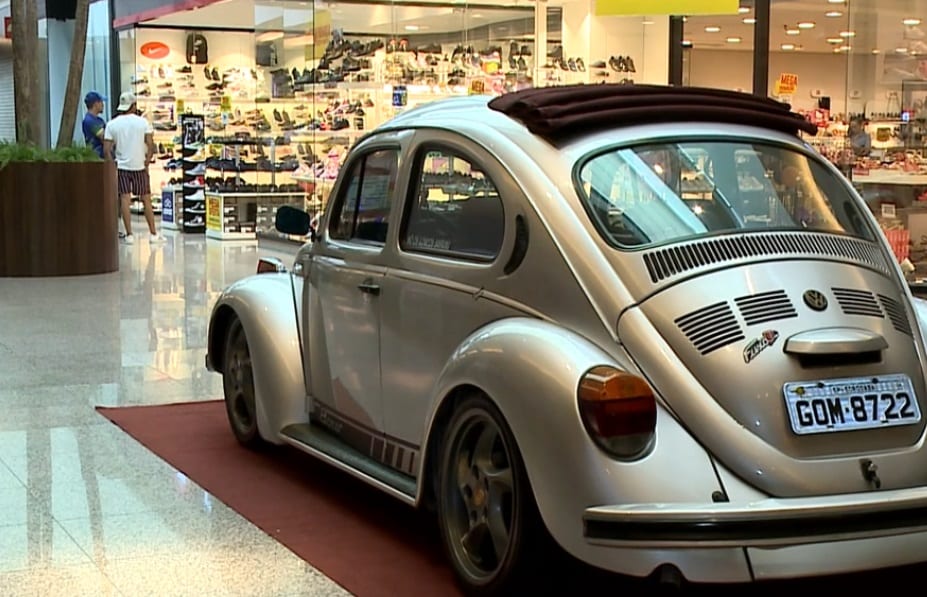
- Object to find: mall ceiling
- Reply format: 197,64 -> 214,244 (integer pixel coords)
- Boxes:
149,0 -> 927,55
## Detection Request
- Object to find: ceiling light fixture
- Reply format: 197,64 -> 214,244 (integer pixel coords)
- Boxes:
838,45 -> 852,51
404,25 -> 420,31
896,47 -> 909,53
705,26 -> 721,33
781,43 -> 796,50
743,17 -> 756,24
642,19 -> 654,25
826,11 -> 843,17
682,39 -> 693,47
872,49 -> 881,54
727,36 -> 742,43
786,28 -> 801,35
827,37 -> 843,44
798,21 -> 815,29
738,6 -> 750,13
904,18 -> 922,26
840,30 -> 856,37
827,0 -> 845,3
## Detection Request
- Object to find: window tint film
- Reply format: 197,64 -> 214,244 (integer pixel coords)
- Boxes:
402,149 -> 504,259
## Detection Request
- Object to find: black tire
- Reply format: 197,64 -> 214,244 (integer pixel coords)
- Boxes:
222,318 -> 264,449
436,394 -> 550,596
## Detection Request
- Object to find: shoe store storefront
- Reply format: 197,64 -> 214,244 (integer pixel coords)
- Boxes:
682,0 -> 927,275
109,0 -> 927,266
110,0 -> 674,243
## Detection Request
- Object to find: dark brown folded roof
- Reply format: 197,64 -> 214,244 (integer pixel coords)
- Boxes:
488,83 -> 818,142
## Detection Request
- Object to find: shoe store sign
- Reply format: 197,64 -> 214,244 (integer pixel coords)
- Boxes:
596,0 -> 738,16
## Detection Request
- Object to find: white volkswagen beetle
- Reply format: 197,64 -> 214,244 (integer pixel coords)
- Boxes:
207,83 -> 927,594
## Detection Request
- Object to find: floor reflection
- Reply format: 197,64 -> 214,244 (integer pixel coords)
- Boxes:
0,227 -> 349,595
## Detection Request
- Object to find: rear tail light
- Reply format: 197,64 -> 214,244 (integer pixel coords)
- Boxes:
578,366 -> 657,459
257,257 -> 287,274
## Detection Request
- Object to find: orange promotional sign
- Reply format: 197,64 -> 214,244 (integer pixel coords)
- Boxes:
775,73 -> 799,96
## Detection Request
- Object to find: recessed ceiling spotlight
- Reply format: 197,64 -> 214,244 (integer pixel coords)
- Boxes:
827,37 -> 843,44
904,18 -> 922,26
404,25 -> 420,31
872,49 -> 881,54
827,0 -> 845,3
743,17 -> 756,24
840,30 -> 856,37
896,47 -> 909,53
642,19 -> 654,25
738,6 -> 750,13
839,45 -> 852,51
798,22 -> 815,29
705,26 -> 721,33
826,11 -> 843,17
786,28 -> 801,35
682,39 -> 693,47
727,36 -> 742,43
781,43 -> 796,51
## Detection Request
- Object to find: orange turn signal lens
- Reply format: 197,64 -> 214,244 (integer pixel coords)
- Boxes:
256,257 -> 286,274
578,366 -> 657,458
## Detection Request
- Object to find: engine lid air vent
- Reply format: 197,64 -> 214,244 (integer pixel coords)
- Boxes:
675,301 -> 744,355
832,288 -> 885,318
734,290 -> 798,326
878,294 -> 913,336
641,233 -> 887,283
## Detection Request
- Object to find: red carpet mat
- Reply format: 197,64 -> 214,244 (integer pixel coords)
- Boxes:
96,400 -> 460,597
97,401 -> 927,596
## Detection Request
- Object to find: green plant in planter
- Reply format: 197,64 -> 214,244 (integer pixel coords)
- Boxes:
0,141 -> 102,170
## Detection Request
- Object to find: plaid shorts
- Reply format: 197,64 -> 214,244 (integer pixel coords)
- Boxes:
117,169 -> 151,196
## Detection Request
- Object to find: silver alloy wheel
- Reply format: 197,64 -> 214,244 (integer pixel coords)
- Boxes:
443,408 -> 516,584
223,320 -> 259,445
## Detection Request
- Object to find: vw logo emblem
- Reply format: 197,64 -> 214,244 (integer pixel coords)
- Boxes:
803,290 -> 828,311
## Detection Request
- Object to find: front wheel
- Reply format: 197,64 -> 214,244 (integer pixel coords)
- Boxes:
222,318 -> 264,449
436,395 -> 549,595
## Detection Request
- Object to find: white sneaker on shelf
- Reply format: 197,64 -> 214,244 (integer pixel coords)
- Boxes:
124,234 -> 135,245
150,233 -> 167,243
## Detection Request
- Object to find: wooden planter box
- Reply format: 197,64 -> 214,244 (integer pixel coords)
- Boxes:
0,161 -> 118,276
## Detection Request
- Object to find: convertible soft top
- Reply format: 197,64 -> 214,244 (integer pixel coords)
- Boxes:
487,83 -> 818,142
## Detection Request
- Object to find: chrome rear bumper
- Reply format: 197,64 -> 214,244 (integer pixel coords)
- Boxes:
584,486 -> 927,548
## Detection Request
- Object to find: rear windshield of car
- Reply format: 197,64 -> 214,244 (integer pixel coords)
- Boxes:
576,140 -> 876,248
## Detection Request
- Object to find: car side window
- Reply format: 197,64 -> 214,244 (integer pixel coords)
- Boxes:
328,149 -> 399,244
401,148 -> 504,260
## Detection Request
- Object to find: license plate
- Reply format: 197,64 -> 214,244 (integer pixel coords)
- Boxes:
783,374 -> 922,435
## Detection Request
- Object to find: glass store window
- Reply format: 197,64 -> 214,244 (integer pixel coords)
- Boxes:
682,2 -> 755,92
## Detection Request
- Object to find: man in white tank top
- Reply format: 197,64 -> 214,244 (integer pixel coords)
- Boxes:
103,91 -> 166,245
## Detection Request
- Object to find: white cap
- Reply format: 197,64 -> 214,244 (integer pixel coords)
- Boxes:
117,91 -> 137,111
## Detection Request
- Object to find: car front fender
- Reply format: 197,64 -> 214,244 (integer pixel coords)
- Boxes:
207,273 -> 307,445
422,317 -> 725,565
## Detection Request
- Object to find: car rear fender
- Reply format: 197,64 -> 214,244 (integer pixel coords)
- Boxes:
207,273 -> 308,445
420,317 -> 724,556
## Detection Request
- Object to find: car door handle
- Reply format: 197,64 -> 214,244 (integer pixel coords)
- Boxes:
357,280 -> 381,296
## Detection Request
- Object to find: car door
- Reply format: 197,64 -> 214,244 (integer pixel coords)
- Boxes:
379,136 -> 525,460
307,147 -> 401,439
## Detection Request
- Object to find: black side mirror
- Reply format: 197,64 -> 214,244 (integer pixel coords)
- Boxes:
275,205 -> 317,241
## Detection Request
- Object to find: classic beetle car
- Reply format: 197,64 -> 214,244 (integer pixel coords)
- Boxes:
206,83 -> 927,593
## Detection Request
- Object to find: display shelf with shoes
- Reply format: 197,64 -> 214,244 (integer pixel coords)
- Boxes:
180,113 -> 207,233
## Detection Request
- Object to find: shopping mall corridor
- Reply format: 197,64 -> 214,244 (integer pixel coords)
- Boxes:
0,228 -> 349,596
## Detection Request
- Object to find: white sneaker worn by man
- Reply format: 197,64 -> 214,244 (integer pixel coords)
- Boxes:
124,234 -> 135,245
150,233 -> 167,243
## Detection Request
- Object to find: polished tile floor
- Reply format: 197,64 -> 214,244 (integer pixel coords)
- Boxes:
0,227 -> 351,596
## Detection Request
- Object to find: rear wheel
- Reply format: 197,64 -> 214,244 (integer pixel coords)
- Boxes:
222,318 -> 263,448
436,394 -> 549,595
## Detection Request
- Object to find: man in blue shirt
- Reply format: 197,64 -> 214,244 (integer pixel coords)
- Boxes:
81,91 -> 107,158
